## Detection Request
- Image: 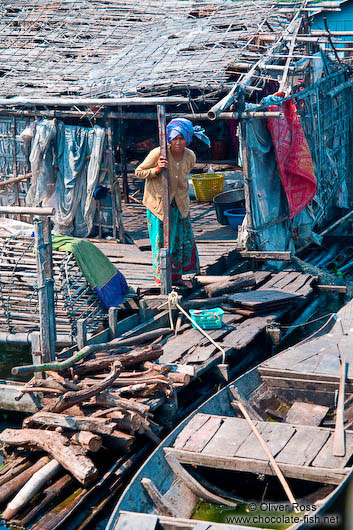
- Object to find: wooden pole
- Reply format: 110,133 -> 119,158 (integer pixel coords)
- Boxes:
157,104 -> 172,294
119,106 -> 129,203
332,356 -> 346,457
239,120 -> 254,248
236,401 -> 299,510
35,219 -> 56,363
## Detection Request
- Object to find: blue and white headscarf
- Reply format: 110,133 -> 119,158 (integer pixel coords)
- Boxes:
166,118 -> 210,148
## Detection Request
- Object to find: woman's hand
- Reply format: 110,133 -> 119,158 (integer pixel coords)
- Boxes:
155,156 -> 168,175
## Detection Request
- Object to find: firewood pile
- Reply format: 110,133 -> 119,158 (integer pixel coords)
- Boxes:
0,341 -> 188,527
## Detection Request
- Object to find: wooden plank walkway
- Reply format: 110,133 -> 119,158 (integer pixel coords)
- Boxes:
169,412 -> 353,484
159,270 -> 316,375
104,202 -> 239,292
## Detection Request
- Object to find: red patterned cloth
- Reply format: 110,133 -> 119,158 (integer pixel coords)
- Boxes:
267,99 -> 317,219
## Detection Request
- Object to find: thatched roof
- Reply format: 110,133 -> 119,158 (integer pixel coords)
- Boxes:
0,0 -> 291,101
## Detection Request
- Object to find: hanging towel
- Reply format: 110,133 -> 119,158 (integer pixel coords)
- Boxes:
52,236 -> 128,309
267,99 -> 317,219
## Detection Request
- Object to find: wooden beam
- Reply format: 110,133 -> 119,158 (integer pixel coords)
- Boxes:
157,104 -> 172,294
238,250 -> 291,261
166,448 -> 348,485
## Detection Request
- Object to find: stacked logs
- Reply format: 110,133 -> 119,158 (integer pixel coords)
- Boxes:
0,342 -> 188,526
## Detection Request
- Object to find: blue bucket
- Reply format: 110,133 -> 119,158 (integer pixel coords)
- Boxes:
224,208 -> 246,230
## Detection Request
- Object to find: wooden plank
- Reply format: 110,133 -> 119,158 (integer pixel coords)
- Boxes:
174,413 -> 211,450
167,448 -> 348,485
286,402 -> 329,426
223,312 -> 282,351
201,417 -> 252,457
229,289 -> 300,309
284,273 -> 312,293
264,271 -> 300,290
115,512 -> 158,530
276,426 -> 330,466
260,271 -> 288,289
312,431 -> 353,469
235,421 -> 295,460
183,416 -> 223,453
238,250 -> 291,261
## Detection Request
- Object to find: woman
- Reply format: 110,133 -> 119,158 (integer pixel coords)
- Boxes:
135,118 -> 210,287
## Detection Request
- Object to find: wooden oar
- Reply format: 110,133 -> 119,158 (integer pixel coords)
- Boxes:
332,356 -> 346,457
235,401 -> 299,511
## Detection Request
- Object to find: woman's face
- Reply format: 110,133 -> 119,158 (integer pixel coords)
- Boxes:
170,134 -> 186,155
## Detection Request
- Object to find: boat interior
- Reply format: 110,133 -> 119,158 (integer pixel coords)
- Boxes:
113,300 -> 353,530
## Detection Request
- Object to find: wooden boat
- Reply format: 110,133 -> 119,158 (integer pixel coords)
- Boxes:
107,298 -> 353,530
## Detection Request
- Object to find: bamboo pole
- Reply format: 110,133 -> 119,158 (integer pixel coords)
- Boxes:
332,356 -> 346,457
157,104 -> 171,294
0,97 -> 189,107
236,401 -> 299,511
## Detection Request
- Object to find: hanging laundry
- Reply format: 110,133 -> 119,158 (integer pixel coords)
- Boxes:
52,236 -> 129,309
267,99 -> 317,219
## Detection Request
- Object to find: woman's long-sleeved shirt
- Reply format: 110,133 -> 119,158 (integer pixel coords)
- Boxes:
135,145 -> 196,220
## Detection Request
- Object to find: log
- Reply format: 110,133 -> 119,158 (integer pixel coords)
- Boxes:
74,345 -> 163,376
12,331 -> 167,375
143,361 -> 170,373
95,409 -> 143,432
45,361 -> 122,414
0,456 -> 50,505
71,431 -> 102,453
195,275 -> 240,285
92,392 -> 151,417
24,411 -> 116,435
2,459 -> 62,520
0,429 -> 97,485
19,473 -> 74,527
0,457 -> 31,488
182,296 -> 230,310
101,430 -> 135,453
205,272 -> 256,298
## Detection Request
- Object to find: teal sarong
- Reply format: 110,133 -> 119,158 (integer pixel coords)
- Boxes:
146,200 -> 200,283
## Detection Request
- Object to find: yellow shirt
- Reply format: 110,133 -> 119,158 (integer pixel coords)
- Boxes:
135,145 -> 196,221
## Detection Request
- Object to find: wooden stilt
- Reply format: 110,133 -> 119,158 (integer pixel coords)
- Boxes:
157,105 -> 171,295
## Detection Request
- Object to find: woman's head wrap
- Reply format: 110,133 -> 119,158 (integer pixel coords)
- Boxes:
166,118 -> 210,147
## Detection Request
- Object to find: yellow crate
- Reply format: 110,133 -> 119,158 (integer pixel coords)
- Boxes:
191,173 -> 224,202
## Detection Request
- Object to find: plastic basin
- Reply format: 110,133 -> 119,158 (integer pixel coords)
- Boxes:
224,208 -> 246,230
213,189 -> 245,225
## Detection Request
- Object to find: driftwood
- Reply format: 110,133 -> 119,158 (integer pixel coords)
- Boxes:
101,430 -> 135,453
12,332 -> 168,375
24,411 -> 116,435
71,431 -> 102,453
0,457 -> 31,488
19,473 -> 74,527
92,408 -> 143,432
205,271 -> 256,298
195,275 -> 239,285
92,392 -> 151,417
74,344 -> 163,376
0,456 -> 50,505
44,361 -> 122,414
0,429 -> 97,485
2,459 -> 62,520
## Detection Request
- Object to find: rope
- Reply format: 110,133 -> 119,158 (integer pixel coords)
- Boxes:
168,291 -> 226,364
277,312 -> 336,329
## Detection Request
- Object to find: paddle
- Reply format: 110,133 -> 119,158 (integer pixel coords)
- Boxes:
332,355 -> 346,457
235,401 -> 299,512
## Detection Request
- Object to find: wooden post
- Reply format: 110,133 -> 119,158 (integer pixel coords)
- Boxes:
239,120 -> 254,249
119,106 -> 129,204
109,307 -> 119,339
34,218 -> 56,363
157,104 -> 172,294
107,118 -> 126,242
76,319 -> 87,350
31,332 -> 43,381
